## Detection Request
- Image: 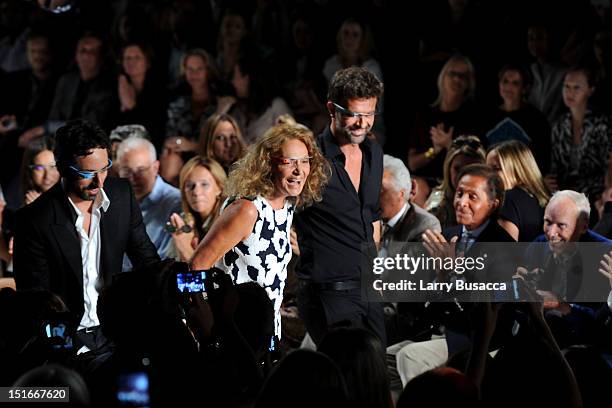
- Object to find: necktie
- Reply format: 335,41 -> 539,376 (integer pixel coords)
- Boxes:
457,230 -> 474,255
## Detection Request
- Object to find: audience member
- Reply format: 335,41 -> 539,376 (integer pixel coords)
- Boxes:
198,113 -> 246,173
425,135 -> 486,229
319,327 -> 391,408
223,52 -> 292,144
255,349 -> 349,408
116,42 -> 167,150
549,66 -> 612,205
116,136 -> 181,267
47,32 -> 117,132
168,156 -> 226,262
20,136 -> 60,205
486,140 -> 550,241
485,64 -> 551,173
408,54 -> 482,184
527,23 -> 567,124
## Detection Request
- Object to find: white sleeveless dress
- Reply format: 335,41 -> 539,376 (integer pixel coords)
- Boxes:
216,196 -> 294,338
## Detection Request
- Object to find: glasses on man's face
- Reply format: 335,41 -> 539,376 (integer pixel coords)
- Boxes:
29,163 -> 58,172
118,164 -> 153,179
333,103 -> 378,119
69,159 -> 113,180
275,156 -> 312,169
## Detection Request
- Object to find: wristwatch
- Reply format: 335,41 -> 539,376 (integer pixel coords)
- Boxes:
424,147 -> 436,159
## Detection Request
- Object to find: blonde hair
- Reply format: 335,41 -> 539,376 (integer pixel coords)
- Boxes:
179,156 -> 227,239
225,123 -> 330,209
488,140 -> 550,207
198,113 -> 246,166
433,54 -> 476,107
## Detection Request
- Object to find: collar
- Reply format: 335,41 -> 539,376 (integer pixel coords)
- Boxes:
320,126 -> 373,163
141,175 -> 164,207
386,203 -> 409,229
461,219 -> 489,239
62,178 -> 110,215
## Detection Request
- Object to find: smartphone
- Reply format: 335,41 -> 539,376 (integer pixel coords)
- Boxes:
43,319 -> 74,350
269,336 -> 276,352
117,372 -> 150,407
176,270 -> 207,294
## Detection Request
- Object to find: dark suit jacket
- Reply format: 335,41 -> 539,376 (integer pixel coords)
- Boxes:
13,177 -> 160,323
48,70 -> 117,131
443,218 -> 516,284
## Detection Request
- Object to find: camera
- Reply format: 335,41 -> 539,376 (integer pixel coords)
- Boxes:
176,270 -> 208,294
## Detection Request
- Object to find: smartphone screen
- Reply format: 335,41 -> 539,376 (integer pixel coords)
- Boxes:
117,372 -> 150,407
44,322 -> 73,349
176,270 -> 207,293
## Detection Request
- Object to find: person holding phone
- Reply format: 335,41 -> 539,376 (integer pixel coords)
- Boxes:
190,121 -> 329,339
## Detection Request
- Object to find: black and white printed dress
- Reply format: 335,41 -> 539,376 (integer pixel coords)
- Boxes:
216,196 -> 294,338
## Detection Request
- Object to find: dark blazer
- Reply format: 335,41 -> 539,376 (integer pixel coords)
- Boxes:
13,177 -> 160,323
443,218 -> 516,283
48,70 -> 117,131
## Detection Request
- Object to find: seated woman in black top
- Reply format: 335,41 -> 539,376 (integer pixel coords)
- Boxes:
485,64 -> 551,174
486,140 -> 550,242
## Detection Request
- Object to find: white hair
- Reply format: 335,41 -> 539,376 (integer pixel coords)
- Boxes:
116,136 -> 157,163
548,190 -> 591,223
383,154 -> 411,202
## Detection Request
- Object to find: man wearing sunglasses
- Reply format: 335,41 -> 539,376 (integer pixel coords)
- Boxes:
13,120 -> 159,355
294,67 -> 386,346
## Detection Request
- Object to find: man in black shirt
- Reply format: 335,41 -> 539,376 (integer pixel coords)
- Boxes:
294,67 -> 385,345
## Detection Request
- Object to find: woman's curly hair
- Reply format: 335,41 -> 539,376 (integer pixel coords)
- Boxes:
225,122 -> 330,209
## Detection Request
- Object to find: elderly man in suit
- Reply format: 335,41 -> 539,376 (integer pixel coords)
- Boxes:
13,120 -> 159,354
387,164 -> 515,390
379,154 -> 441,258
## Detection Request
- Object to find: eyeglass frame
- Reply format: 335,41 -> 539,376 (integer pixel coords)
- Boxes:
29,163 -> 58,172
118,163 -> 154,178
332,102 -> 379,119
273,156 -> 312,169
69,159 -> 113,180
451,136 -> 482,150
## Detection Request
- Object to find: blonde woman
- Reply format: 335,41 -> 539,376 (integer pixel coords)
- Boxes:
191,122 -> 329,338
487,140 -> 550,241
198,113 -> 246,173
168,157 -> 227,262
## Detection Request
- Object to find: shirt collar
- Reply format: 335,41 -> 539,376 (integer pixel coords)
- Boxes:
386,203 -> 409,229
320,125 -> 374,162
141,175 -> 163,207
461,219 -> 489,239
62,179 -> 110,215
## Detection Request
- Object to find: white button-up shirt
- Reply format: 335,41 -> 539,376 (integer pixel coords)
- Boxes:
67,189 -> 110,330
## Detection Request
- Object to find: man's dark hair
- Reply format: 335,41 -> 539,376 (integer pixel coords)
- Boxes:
54,120 -> 110,176
327,67 -> 383,106
456,164 -> 505,216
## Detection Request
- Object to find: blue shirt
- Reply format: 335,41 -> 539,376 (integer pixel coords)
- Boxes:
123,175 -> 181,271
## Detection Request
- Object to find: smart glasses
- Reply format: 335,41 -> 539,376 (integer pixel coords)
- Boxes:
275,156 -> 312,168
69,159 -> 112,180
332,103 -> 378,119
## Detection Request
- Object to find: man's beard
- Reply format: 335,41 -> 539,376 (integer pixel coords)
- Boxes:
335,122 -> 371,145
